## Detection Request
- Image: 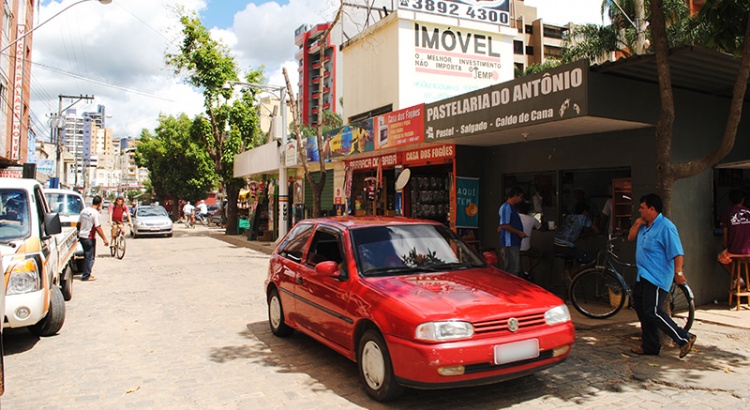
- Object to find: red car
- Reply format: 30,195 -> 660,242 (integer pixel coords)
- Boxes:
264,217 -> 575,401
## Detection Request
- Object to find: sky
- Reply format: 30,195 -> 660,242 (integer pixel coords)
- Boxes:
29,0 -> 605,141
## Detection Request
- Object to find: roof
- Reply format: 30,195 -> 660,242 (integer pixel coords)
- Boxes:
591,46 -> 750,102
298,216 -> 443,230
0,177 -> 41,190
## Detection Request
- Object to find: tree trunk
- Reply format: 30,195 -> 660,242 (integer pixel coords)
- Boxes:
225,183 -> 240,235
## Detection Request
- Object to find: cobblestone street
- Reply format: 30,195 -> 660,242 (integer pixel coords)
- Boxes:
2,224 -> 749,409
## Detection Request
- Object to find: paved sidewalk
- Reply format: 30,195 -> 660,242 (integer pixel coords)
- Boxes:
214,233 -> 750,330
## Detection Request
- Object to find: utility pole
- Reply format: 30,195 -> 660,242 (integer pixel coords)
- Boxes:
53,94 -> 94,188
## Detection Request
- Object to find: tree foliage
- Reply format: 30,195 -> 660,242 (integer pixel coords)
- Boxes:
135,113 -> 215,218
164,13 -> 264,234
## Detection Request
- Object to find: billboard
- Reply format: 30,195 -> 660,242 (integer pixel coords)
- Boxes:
411,21 -> 514,104
399,0 -> 511,26
425,60 -> 589,141
375,104 -> 425,149
308,118 -> 375,161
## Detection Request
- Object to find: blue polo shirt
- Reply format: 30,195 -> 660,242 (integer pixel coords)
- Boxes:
635,213 -> 684,291
499,202 -> 523,247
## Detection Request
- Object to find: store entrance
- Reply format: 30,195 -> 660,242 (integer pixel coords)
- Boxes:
351,169 -> 396,216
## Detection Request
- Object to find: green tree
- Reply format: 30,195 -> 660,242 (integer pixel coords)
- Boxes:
165,13 -> 263,234
516,59 -> 562,77
135,113 -> 215,219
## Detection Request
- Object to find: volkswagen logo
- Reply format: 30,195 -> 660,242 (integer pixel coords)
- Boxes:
508,318 -> 519,333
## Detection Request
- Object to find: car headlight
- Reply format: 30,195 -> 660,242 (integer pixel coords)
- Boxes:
416,321 -> 474,341
7,259 -> 41,295
545,304 -> 571,325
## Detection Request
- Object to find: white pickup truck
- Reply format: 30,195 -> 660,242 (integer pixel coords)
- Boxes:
0,177 -> 76,336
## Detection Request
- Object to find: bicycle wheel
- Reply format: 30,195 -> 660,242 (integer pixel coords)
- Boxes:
669,283 -> 695,332
116,233 -> 126,259
110,236 -> 117,257
569,267 -> 627,319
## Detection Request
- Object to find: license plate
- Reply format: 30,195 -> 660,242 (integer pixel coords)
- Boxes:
150,227 -> 160,231
494,339 -> 539,365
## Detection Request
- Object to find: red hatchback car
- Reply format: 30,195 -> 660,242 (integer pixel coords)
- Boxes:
265,217 -> 575,401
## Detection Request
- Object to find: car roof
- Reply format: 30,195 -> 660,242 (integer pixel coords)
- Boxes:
298,216 -> 442,230
0,177 -> 41,189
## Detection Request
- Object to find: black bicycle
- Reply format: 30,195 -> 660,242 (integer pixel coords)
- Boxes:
569,232 -> 695,331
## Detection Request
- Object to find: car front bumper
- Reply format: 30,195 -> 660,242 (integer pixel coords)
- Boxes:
386,322 -> 575,389
3,289 -> 46,329
134,226 -> 172,236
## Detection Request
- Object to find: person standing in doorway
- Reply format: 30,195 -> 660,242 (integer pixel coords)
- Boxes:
628,193 -> 696,358
498,187 -> 526,276
78,195 -> 109,282
518,202 -> 541,281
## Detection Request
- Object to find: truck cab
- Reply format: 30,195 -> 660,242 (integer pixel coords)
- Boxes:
1,178 -> 67,336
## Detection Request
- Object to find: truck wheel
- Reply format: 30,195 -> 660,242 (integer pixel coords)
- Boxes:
29,286 -> 66,337
61,265 -> 73,301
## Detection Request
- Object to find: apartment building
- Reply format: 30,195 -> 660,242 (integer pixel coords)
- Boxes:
294,22 -> 341,127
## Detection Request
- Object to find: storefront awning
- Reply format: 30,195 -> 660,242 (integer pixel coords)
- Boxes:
233,141 -> 281,178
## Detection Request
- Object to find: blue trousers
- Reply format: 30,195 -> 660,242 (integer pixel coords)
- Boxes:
79,238 -> 96,280
502,246 -> 521,276
632,278 -> 691,354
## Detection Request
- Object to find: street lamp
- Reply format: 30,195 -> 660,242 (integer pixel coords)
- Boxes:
0,0 -> 112,55
223,81 -> 290,239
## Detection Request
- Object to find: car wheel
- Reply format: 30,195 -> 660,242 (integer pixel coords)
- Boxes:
358,329 -> 404,402
268,289 -> 293,337
75,259 -> 84,273
61,265 -> 73,301
167,233 -> 172,238
29,286 -> 66,337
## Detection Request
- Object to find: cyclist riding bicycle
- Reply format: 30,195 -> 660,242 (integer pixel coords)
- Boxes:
109,196 -> 132,245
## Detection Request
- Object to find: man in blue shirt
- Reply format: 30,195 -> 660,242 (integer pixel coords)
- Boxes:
498,187 -> 526,276
628,193 -> 696,358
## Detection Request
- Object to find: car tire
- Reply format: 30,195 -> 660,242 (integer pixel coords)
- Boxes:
29,286 -> 66,337
61,265 -> 73,301
167,233 -> 172,238
358,329 -> 404,402
75,259 -> 84,273
268,288 -> 293,337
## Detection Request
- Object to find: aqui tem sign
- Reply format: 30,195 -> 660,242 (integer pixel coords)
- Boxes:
424,59 -> 589,141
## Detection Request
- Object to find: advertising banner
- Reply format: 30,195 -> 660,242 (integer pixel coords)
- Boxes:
456,177 -> 479,228
399,0 -> 511,26
375,104 -> 425,149
411,21 -> 514,103
310,118 -> 375,162
424,60 -> 589,141
402,144 -> 455,166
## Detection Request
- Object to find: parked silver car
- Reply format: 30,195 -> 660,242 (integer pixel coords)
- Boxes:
131,206 -> 173,238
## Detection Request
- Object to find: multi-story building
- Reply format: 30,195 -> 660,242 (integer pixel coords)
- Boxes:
1,0 -> 35,167
512,0 -> 569,73
294,23 -> 341,127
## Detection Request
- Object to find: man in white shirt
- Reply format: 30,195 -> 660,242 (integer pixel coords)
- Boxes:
518,202 -> 541,280
78,196 -> 109,281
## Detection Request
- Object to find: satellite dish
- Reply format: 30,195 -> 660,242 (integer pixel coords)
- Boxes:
395,168 -> 411,191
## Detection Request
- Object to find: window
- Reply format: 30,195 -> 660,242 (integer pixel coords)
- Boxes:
513,40 -> 524,55
544,45 -> 563,59
543,26 -> 564,39
525,24 -> 533,34
278,223 -> 314,262
306,228 -> 344,268
525,46 -> 534,56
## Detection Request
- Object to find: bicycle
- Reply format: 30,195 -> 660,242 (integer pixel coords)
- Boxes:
568,232 -> 695,331
110,223 -> 128,260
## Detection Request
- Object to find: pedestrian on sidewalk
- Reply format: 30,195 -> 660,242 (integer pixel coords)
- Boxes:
498,187 -> 526,276
78,195 -> 109,282
628,193 -> 696,358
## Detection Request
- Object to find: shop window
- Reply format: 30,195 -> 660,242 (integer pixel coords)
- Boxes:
409,165 -> 452,226
503,172 -> 556,229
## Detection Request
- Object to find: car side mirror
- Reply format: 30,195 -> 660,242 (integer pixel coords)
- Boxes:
315,261 -> 341,277
44,212 -> 62,238
482,251 -> 498,267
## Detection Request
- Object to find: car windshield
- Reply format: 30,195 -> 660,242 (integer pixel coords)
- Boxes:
45,193 -> 83,216
137,207 -> 168,217
0,189 -> 31,242
351,224 -> 486,277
